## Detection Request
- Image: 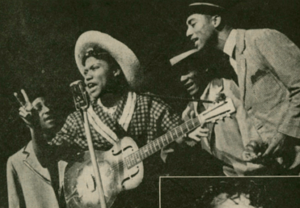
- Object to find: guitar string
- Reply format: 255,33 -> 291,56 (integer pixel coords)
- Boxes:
95,101 -> 230,174
100,114 -> 209,172
108,117 -> 199,171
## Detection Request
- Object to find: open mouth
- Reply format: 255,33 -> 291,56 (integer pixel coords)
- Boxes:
87,83 -> 96,88
45,116 -> 55,122
87,83 -> 97,91
191,37 -> 199,47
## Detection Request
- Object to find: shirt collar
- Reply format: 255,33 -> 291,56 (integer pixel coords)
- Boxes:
223,29 -> 237,58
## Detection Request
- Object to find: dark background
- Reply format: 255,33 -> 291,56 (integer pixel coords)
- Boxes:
1,0 -> 300,207
161,177 -> 300,208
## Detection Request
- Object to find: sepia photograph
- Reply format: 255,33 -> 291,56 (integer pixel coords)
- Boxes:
160,177 -> 300,208
1,0 -> 300,207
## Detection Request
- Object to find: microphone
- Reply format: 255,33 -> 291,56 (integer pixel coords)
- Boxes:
70,80 -> 89,110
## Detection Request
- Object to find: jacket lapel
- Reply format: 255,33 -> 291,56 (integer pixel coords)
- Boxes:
235,29 -> 247,102
22,141 -> 52,185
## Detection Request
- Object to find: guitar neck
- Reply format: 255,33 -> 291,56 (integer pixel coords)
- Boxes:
125,117 -> 201,169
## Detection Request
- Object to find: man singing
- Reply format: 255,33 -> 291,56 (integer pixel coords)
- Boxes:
184,0 -> 300,174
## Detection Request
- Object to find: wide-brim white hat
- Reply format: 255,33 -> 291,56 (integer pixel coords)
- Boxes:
75,30 -> 141,89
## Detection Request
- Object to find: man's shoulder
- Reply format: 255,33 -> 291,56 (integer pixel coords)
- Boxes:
243,28 -> 285,43
7,142 -> 30,165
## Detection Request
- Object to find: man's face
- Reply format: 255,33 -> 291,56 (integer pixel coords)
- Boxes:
186,14 -> 216,50
83,57 -> 113,99
32,97 -> 56,130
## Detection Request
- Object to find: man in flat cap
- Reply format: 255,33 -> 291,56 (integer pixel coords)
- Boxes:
173,49 -> 263,176
20,30 -> 183,208
184,0 -> 300,174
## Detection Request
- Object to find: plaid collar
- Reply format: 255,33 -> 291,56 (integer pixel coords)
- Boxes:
91,93 -> 128,133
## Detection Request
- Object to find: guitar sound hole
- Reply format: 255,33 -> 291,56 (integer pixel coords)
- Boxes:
131,169 -> 139,178
112,149 -> 122,156
123,146 -> 133,151
121,177 -> 131,186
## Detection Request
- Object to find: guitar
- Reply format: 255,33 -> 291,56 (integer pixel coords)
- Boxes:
63,98 -> 236,208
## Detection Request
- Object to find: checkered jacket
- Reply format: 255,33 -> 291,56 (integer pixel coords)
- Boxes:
50,92 -> 181,153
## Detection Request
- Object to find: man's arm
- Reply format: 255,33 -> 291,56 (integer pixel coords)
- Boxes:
255,29 -> 300,139
252,29 -> 300,157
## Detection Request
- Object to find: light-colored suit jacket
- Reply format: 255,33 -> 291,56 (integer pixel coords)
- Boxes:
235,29 -> 300,169
193,78 -> 262,176
7,141 -> 67,208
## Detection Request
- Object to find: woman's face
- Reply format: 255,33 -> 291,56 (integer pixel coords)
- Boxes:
83,56 -> 113,99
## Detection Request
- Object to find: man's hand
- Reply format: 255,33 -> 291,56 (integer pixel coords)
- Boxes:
262,132 -> 287,158
183,126 -> 209,147
242,134 -> 287,163
242,141 -> 265,162
182,104 -> 195,120
182,104 -> 208,146
14,89 -> 39,129
187,126 -> 209,142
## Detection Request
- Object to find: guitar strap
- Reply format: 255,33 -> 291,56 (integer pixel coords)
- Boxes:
118,92 -> 137,131
87,92 -> 137,145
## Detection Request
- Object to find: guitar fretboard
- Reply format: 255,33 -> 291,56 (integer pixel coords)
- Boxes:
124,117 -> 201,169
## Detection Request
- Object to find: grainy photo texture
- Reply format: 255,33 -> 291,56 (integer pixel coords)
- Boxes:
1,0 -> 300,208
160,177 -> 300,208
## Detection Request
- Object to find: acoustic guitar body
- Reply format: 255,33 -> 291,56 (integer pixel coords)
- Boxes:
63,136 -> 144,208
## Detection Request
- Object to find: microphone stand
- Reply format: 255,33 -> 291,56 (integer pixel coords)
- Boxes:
70,80 -> 107,208
82,110 -> 107,208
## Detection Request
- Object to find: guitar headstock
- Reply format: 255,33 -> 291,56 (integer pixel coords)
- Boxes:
198,98 -> 236,124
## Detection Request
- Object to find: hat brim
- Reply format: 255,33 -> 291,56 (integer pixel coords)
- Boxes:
188,2 -> 225,16
75,30 -> 141,89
